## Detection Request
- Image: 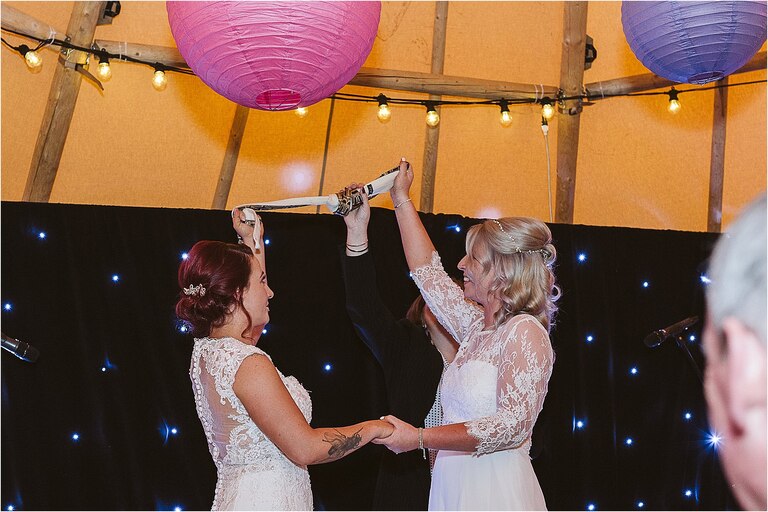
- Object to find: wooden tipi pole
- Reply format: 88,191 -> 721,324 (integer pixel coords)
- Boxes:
22,2 -> 105,202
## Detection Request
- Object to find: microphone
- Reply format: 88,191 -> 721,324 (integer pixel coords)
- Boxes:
643,316 -> 699,348
1,332 -> 40,362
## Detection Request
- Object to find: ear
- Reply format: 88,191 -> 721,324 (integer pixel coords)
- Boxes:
722,317 -> 767,434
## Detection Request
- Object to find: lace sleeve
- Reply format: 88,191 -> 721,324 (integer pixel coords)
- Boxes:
465,317 -> 553,455
411,251 -> 483,344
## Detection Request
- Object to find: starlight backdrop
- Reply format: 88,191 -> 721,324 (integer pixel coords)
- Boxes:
1,201 -> 735,510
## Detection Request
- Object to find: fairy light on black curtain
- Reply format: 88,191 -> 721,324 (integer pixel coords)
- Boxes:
667,88 -> 682,114
376,93 -> 391,123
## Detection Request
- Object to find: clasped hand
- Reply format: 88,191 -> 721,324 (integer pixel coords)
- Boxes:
372,415 -> 419,454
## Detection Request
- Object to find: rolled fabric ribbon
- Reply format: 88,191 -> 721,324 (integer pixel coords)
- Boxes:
233,165 -> 401,216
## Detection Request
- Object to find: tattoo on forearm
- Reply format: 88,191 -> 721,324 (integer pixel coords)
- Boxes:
322,428 -> 363,459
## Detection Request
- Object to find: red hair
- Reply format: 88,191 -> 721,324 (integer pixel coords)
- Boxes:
176,240 -> 253,338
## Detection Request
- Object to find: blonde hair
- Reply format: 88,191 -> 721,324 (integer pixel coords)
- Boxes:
465,217 -> 560,332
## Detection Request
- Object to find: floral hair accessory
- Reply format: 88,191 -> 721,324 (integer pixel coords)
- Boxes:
183,284 -> 206,297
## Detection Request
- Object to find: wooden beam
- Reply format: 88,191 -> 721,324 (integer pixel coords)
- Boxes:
3,6 -> 558,102
23,2 -> 105,202
212,105 -> 250,210
585,51 -> 766,98
94,40 -> 188,68
351,67 -> 557,101
420,1 -> 449,214
554,2 -> 588,224
708,77 -> 728,233
1,4 -> 62,41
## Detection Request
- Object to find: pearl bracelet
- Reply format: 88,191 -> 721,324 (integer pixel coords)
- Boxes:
418,427 -> 426,460
394,198 -> 412,209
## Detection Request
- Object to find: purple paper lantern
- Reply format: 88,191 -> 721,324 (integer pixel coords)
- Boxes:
166,2 -> 381,110
622,1 -> 767,84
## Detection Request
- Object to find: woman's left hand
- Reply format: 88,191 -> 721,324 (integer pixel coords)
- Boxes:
232,208 -> 265,245
371,414 -> 419,454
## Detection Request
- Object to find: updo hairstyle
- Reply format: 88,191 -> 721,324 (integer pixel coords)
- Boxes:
176,240 -> 253,338
465,217 -> 560,332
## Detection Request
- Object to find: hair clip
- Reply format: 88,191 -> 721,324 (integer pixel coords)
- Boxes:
183,284 -> 206,297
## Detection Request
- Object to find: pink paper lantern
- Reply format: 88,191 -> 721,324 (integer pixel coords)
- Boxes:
166,1 -> 381,110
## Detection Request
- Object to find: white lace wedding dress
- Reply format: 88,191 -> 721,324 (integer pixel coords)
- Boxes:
412,253 -> 553,511
190,337 -> 313,511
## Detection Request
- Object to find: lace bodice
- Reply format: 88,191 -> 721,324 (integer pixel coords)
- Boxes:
190,337 -> 313,510
411,252 -> 554,456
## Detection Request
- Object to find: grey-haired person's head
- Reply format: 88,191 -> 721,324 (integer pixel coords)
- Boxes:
706,194 -> 767,344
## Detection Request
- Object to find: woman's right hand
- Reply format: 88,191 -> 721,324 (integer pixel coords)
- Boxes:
343,183 -> 369,257
390,157 -> 414,206
342,182 -> 370,233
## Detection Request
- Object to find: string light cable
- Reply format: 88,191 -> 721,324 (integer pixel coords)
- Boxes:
2,27 -> 195,79
3,25 -> 763,109
540,118 -> 554,223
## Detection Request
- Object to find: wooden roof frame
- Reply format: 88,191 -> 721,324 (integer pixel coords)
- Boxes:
3,2 -> 765,230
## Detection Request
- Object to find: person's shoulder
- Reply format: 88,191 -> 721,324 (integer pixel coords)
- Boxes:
206,337 -> 273,362
504,314 -> 549,339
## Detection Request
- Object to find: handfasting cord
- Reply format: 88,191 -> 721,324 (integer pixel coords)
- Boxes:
233,165 -> 401,216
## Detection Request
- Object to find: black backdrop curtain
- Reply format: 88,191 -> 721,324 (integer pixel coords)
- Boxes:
1,201 -> 736,510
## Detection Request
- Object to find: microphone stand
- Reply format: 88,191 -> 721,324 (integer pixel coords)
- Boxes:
673,333 -> 703,384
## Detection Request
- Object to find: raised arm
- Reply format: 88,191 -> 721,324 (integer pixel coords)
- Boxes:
234,353 -> 392,466
232,208 -> 266,273
389,158 -> 436,271
341,187 -> 407,366
390,161 -> 482,342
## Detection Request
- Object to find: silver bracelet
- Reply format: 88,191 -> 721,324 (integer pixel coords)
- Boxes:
394,198 -> 412,209
418,427 -> 426,460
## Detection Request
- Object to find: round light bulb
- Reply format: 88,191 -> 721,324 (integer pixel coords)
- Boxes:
152,70 -> 168,91
97,61 -> 112,81
668,99 -> 681,114
541,103 -> 555,121
295,107 -> 308,118
377,103 -> 391,123
500,110 -> 513,127
426,109 -> 440,127
24,50 -> 42,69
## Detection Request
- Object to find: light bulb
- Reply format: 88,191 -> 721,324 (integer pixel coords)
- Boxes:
426,109 -> 440,127
97,61 -> 112,81
541,103 -> 555,121
500,110 -> 512,127
667,88 -> 681,114
377,103 -> 391,123
152,70 -> 167,91
295,107 -> 308,118
24,50 -> 42,69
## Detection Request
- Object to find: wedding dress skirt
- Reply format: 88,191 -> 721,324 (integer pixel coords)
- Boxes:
429,444 -> 546,510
